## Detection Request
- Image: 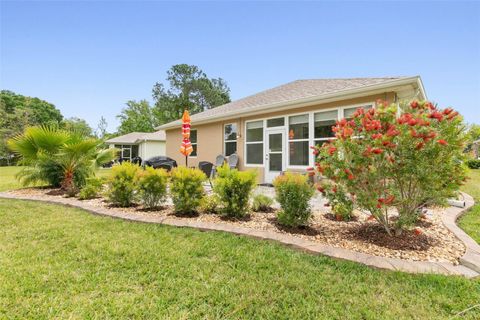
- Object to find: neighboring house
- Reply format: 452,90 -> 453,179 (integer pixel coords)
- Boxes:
105,131 -> 166,161
158,77 -> 427,184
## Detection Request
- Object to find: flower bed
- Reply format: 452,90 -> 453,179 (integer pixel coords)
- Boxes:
8,186 -> 465,264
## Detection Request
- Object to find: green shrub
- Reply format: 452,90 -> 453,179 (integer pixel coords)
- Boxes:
321,182 -> 354,221
78,177 -> 104,200
213,165 -> 257,218
273,173 -> 314,227
170,166 -> 207,214
252,194 -> 274,212
136,167 -> 168,209
199,194 -> 220,214
467,159 -> 480,169
106,162 -> 140,207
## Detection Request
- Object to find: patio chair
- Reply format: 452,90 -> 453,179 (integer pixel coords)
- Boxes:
211,155 -> 226,178
198,161 -> 214,187
227,153 -> 239,169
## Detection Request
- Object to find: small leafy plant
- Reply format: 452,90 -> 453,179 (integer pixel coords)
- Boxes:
106,162 -> 140,207
273,173 -> 314,227
199,194 -> 220,214
252,194 -> 274,212
136,166 -> 168,209
78,177 -> 104,200
467,159 -> 480,169
213,164 -> 257,218
170,166 -> 207,214
320,182 -> 354,221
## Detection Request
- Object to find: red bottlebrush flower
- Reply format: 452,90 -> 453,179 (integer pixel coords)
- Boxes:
317,185 -> 325,193
363,145 -> 373,157
447,111 -> 459,120
308,171 -> 315,177
408,118 -> 418,126
427,131 -> 436,139
384,195 -> 395,204
372,133 -> 383,139
410,129 -> 418,138
425,102 -> 435,110
332,186 -> 337,193
348,174 -> 354,180
306,167 -> 314,171
443,107 -> 453,115
337,118 -> 347,127
376,203 -> 382,208
387,155 -> 395,163
328,146 -> 337,155
414,228 -> 422,236
428,111 -> 443,121
386,127 -> 400,137
437,139 -> 448,146
416,142 -> 424,150
312,149 -> 319,156
372,148 -> 383,155
410,101 -> 419,108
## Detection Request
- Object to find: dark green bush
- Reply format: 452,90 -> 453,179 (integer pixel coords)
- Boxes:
136,167 -> 168,209
78,177 -> 104,200
467,159 -> 480,169
273,173 -> 314,227
252,194 -> 274,212
106,162 -> 140,207
213,165 -> 257,218
170,167 -> 207,214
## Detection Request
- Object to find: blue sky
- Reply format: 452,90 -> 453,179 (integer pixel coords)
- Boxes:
1,1 -> 479,132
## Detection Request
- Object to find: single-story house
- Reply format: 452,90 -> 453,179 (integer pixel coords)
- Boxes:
157,76 -> 427,184
105,131 -> 166,161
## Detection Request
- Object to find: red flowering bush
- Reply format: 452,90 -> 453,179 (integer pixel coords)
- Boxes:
313,100 -> 467,236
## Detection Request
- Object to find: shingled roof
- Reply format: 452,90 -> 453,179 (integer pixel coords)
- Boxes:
106,131 -> 166,144
158,76 -> 422,129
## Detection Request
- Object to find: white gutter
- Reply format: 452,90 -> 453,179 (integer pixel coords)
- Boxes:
157,76 -> 425,130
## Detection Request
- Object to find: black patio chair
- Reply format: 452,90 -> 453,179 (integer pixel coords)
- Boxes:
227,153 -> 239,169
198,161 -> 214,187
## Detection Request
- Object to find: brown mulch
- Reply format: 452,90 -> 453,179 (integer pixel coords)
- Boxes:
8,187 -> 466,264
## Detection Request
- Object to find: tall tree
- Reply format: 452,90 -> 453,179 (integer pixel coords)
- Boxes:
0,90 -> 63,164
61,117 -> 94,137
116,100 -> 158,134
95,116 -> 109,139
152,64 -> 230,125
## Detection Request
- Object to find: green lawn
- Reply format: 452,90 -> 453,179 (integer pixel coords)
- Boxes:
0,166 -> 480,319
459,169 -> 480,243
0,166 -> 111,192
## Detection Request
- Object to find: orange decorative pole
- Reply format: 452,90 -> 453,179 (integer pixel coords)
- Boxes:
180,110 -> 193,166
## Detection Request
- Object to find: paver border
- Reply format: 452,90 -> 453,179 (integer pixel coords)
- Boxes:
1,191 -> 479,278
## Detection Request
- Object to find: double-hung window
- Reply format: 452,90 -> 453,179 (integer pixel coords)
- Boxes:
224,123 -> 237,156
288,114 -> 309,166
245,121 -> 263,165
190,129 -> 197,157
314,110 -> 338,147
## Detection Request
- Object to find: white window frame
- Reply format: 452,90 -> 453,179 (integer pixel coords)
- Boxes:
223,123 -> 238,157
189,129 -> 197,158
244,120 -> 265,167
242,101 -> 375,169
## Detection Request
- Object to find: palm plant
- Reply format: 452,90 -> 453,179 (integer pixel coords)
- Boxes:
8,126 -> 117,195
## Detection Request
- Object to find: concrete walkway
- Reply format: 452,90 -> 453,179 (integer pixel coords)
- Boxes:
1,191 -> 478,278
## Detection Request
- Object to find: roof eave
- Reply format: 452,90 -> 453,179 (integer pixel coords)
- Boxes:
157,76 -> 424,130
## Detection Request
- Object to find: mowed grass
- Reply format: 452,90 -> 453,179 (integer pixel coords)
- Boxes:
459,169 -> 480,243
0,166 -> 111,192
0,166 -> 480,318
0,199 -> 479,319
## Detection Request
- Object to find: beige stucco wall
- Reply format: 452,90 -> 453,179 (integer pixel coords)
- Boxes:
165,92 -> 396,183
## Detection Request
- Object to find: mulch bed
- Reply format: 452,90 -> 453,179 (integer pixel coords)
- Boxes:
8,187 -> 466,264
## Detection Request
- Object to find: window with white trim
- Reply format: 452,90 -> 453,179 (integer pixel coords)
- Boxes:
314,110 -> 338,147
344,104 -> 373,120
190,129 -> 197,157
224,123 -> 237,156
245,121 -> 263,165
288,114 -> 309,166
